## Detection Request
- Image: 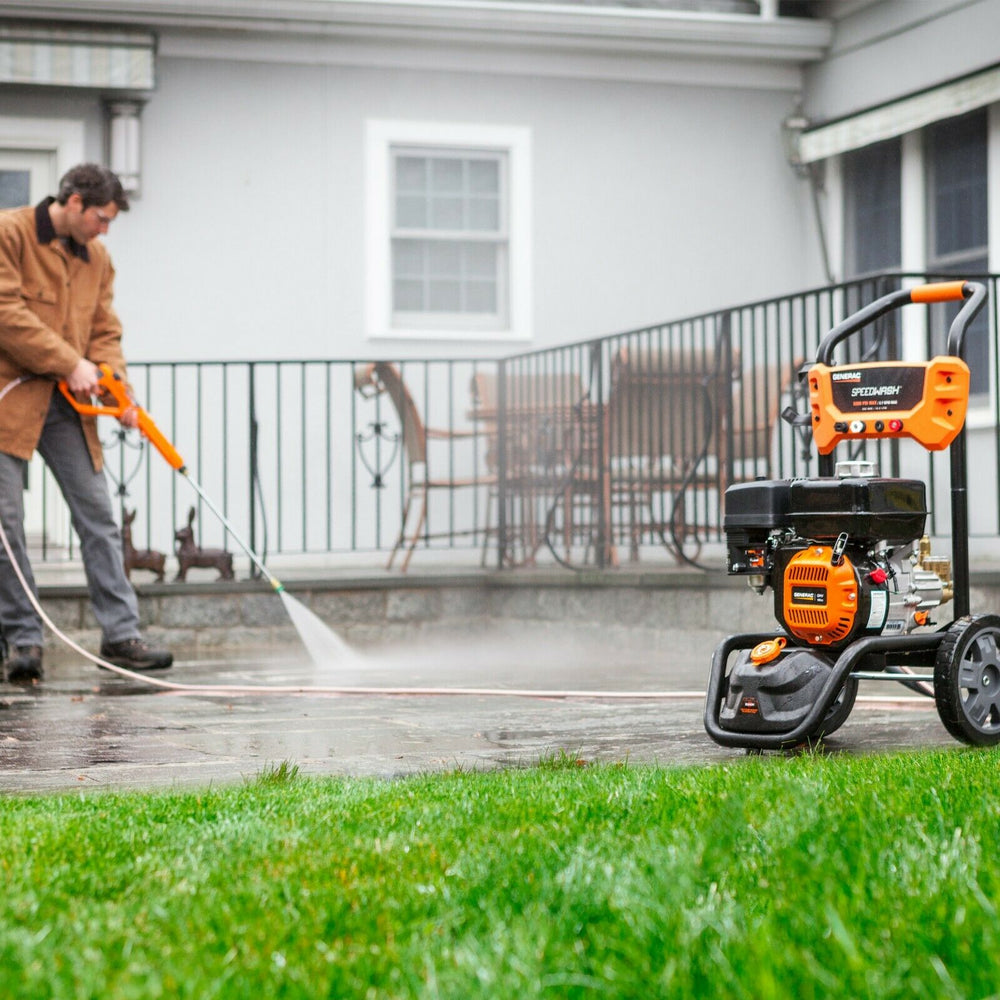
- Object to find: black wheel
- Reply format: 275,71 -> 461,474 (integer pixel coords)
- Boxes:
934,615 -> 1000,746
808,676 -> 859,740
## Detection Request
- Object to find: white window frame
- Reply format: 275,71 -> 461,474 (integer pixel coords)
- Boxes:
365,120 -> 532,342
0,115 -> 83,183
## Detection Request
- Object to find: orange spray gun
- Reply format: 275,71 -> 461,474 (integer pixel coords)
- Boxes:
59,363 -> 186,471
58,363 -> 283,591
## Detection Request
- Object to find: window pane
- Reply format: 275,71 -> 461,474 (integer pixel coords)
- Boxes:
395,156 -> 426,193
428,241 -> 461,275
929,110 -> 987,257
468,197 -> 499,232
393,279 -> 424,311
430,196 -> 463,230
464,242 -> 496,277
0,170 -> 30,208
393,240 -> 425,277
395,194 -> 426,229
469,159 -> 498,195
429,279 -> 461,311
430,158 -> 463,194
844,138 -> 900,276
392,238 -> 503,317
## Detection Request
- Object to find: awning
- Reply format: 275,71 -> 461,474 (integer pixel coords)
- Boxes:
798,62 -> 1000,164
0,24 -> 155,91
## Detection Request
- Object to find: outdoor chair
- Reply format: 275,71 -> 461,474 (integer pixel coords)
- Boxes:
354,361 -> 495,572
469,371 -> 594,567
604,343 -> 738,563
604,346 -> 802,564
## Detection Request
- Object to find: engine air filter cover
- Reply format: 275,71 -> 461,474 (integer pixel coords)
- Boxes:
723,480 -> 792,534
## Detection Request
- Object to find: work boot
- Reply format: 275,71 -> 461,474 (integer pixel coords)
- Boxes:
5,645 -> 43,684
99,637 -> 173,672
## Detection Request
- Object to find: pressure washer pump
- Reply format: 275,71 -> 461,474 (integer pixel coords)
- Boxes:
704,280 -> 1000,750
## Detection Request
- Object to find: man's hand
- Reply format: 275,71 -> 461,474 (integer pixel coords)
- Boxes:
64,358 -> 101,394
63,359 -> 138,427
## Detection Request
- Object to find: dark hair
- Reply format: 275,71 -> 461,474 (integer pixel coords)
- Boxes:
56,163 -> 130,212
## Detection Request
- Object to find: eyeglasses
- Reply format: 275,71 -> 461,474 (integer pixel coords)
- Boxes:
86,207 -> 115,226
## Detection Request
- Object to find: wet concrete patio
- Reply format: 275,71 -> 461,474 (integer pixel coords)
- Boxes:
0,628 -> 959,795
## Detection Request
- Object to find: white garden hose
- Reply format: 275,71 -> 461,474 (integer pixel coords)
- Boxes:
0,522 -> 932,709
0,509 -> 714,699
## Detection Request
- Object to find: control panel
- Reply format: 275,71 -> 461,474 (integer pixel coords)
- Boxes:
807,358 -> 970,455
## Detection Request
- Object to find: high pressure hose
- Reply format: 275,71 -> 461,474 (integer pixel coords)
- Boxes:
0,488 -> 933,707
0,369 -> 932,708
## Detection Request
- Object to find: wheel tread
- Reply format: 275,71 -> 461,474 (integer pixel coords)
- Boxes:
934,614 -> 1000,746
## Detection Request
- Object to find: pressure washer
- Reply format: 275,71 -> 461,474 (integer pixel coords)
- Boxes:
704,280 -> 1000,750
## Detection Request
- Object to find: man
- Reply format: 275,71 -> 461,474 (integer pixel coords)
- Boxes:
0,163 -> 172,682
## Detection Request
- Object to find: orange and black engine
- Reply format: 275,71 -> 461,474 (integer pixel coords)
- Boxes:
725,476 -> 932,650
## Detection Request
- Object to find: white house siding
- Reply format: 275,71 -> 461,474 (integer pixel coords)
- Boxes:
0,0 -> 833,363
20,3 -> 1000,563
0,4 -> 833,566
87,53 -> 815,362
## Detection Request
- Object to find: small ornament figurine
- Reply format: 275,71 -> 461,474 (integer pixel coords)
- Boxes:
173,506 -> 234,582
121,507 -> 166,582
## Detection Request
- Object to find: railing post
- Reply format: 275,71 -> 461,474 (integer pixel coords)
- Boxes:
591,341 -> 607,568
496,359 -> 507,569
248,362 -> 259,579
950,428 -> 971,618
718,311 -> 734,493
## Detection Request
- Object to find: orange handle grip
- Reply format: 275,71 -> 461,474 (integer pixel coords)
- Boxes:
58,363 -> 186,471
58,362 -> 131,418
910,281 -> 969,304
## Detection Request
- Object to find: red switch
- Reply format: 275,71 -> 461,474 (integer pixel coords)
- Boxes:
869,568 -> 888,584
888,419 -> 903,432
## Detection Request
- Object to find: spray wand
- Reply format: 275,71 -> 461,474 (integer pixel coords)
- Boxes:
59,365 -> 284,593
58,364 -> 363,666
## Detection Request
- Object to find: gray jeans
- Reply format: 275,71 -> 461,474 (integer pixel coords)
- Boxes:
0,391 -> 139,649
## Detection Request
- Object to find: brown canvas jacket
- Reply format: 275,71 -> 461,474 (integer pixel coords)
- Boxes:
0,201 -> 128,471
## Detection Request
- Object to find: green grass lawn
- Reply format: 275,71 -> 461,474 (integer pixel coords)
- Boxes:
1,749 -> 999,999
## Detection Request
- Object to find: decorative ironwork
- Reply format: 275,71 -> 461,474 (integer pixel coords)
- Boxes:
100,425 -> 147,502
356,420 -> 401,489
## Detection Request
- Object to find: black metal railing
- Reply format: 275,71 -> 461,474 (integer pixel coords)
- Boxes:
28,272 -> 1000,573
